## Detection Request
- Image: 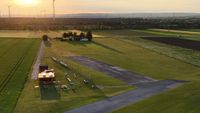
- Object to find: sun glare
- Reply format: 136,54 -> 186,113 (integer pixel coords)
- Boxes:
15,0 -> 38,6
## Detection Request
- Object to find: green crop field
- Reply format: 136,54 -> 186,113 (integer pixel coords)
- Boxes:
0,38 -> 40,113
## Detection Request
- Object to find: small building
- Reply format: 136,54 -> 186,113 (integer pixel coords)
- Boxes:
38,66 -> 55,84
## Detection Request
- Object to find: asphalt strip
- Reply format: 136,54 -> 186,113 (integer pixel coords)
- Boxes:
64,56 -> 186,113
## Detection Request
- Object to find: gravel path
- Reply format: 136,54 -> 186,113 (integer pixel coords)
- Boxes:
31,42 -> 44,80
69,56 -> 155,85
64,80 -> 185,113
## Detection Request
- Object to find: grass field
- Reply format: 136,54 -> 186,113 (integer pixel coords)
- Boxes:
91,30 -> 200,113
4,29 -> 200,113
0,38 -> 40,113
14,40 -> 133,113
47,30 -> 199,113
52,37 -> 200,80
94,30 -> 200,67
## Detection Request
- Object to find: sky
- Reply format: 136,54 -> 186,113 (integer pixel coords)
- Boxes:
0,0 -> 200,16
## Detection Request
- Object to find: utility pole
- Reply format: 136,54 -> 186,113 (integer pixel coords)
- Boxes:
8,5 -> 11,18
53,0 -> 55,20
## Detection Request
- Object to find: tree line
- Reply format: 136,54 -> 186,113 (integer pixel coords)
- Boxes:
0,17 -> 200,30
62,31 -> 93,41
42,31 -> 93,42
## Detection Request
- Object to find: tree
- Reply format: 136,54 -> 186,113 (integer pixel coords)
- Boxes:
86,31 -> 93,41
63,32 -> 68,38
80,32 -> 85,39
73,32 -> 77,38
69,32 -> 73,37
42,35 -> 49,41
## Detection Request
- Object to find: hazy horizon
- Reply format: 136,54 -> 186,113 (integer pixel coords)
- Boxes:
0,0 -> 200,16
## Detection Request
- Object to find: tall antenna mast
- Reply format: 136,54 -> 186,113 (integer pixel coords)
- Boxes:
8,5 -> 11,18
53,0 -> 55,20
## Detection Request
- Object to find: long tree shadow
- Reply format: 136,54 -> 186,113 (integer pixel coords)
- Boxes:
92,41 -> 123,54
67,41 -> 92,47
40,84 -> 60,100
44,41 -> 52,47
65,40 -> 122,53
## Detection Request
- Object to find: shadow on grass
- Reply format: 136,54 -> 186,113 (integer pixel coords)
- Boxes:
92,41 -> 123,54
66,40 -> 122,54
44,41 -> 52,47
40,84 -> 60,100
66,41 -> 92,47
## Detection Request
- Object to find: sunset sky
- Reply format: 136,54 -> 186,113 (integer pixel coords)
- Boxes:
0,0 -> 200,16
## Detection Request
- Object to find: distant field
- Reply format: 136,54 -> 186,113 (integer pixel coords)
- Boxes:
141,36 -> 200,51
94,29 -> 158,38
0,30 -> 44,38
0,30 -> 75,38
152,29 -> 200,35
184,29 -> 200,32
135,29 -> 200,41
94,30 -> 200,67
0,38 -> 40,113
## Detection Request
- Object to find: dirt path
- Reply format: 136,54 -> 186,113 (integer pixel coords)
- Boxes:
69,56 -> 155,85
64,80 -> 184,113
31,42 -> 44,80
